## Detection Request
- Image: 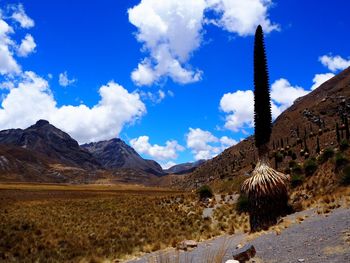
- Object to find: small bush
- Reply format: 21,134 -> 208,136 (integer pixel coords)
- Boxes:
318,148 -> 334,164
323,148 -> 334,158
291,174 -> 304,188
339,139 -> 349,151
340,165 -> 350,185
275,152 -> 283,162
304,158 -> 317,176
236,194 -> 249,213
335,153 -> 349,168
292,164 -> 303,175
197,185 -> 213,200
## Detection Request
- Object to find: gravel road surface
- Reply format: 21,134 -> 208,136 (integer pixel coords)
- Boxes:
126,208 -> 350,263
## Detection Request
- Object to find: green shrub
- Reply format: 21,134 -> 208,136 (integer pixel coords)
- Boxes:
339,139 -> 349,151
292,164 -> 303,175
197,185 -> 213,200
335,153 -> 349,168
275,152 -> 283,162
340,165 -> 350,185
323,148 -> 334,158
236,194 -> 249,213
290,174 -> 304,188
304,158 -> 317,176
318,148 -> 334,164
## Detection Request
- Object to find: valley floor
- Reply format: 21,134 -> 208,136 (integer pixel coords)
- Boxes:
128,207 -> 350,263
0,183 -> 197,262
1,182 -> 349,262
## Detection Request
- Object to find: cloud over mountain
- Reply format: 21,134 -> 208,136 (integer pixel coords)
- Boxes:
186,128 -> 237,160
0,72 -> 146,144
130,136 -> 184,161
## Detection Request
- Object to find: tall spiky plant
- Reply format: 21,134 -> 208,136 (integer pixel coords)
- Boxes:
336,123 -> 341,143
253,25 -> 272,157
345,116 -> 349,140
241,25 -> 290,232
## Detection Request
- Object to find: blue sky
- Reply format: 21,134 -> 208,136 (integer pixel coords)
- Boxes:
0,0 -> 349,168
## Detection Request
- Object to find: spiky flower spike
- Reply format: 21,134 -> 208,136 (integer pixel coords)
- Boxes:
242,25 -> 290,232
254,25 -> 272,157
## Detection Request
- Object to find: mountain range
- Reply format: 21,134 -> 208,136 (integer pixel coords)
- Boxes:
0,120 -> 204,183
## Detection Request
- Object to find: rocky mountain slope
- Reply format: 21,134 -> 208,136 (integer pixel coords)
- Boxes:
175,67 -> 350,189
0,120 -> 100,169
81,139 -> 164,176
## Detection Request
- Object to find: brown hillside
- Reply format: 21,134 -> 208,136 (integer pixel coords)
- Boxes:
0,143 -> 163,185
175,67 -> 350,189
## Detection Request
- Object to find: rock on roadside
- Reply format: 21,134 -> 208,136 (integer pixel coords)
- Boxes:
232,244 -> 256,263
177,240 -> 198,251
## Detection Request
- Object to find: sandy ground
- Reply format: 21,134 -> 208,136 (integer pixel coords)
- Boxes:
126,207 -> 350,263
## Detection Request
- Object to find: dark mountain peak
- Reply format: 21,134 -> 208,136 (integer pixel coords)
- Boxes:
0,121 -> 100,169
109,138 -> 122,143
33,119 -> 50,127
82,138 -> 164,175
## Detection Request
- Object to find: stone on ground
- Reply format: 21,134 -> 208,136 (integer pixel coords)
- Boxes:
177,240 -> 198,251
232,244 -> 256,263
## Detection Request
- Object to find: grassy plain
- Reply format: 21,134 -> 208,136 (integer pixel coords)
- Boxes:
0,183 -> 220,262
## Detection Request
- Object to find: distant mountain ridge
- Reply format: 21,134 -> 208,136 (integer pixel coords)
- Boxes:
165,160 -> 205,175
81,139 -> 164,176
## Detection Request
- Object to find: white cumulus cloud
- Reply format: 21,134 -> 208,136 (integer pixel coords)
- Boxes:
130,136 -> 184,161
17,34 -> 36,57
271,78 -> 309,111
59,71 -> 76,87
207,0 -> 279,36
220,78 -> 309,132
220,90 -> 255,132
0,19 -> 21,75
128,0 -> 278,86
10,4 -> 35,29
0,4 -> 36,75
186,128 -> 236,160
311,73 -> 335,90
0,71 -> 146,144
319,54 -> 350,72
220,136 -> 237,148
128,0 -> 205,86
